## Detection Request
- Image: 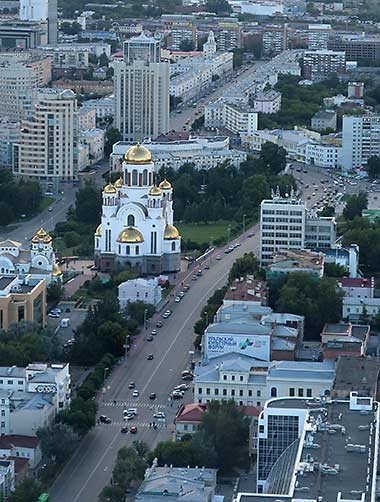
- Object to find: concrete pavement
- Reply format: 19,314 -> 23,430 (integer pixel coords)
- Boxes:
49,227 -> 260,502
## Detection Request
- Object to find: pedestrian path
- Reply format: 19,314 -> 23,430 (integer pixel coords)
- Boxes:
97,421 -> 165,428
102,401 -> 167,410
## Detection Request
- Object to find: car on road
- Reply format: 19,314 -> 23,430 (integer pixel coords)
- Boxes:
156,320 -> 163,328
151,329 -> 157,336
204,264 -> 210,269
175,296 -> 181,303
48,312 -> 60,318
179,291 -> 185,298
174,384 -> 190,391
130,426 -> 138,434
149,392 -> 156,400
153,412 -> 166,419
172,391 -> 183,399
128,382 -> 135,389
183,284 -> 190,291
181,373 -> 193,381
146,335 -> 154,341
163,309 -> 172,318
247,233 -> 254,237
192,275 -> 197,281
125,408 -> 137,416
216,255 -> 222,260
99,415 -> 111,424
132,390 -> 140,397
121,426 -> 128,434
124,414 -> 134,421
147,353 -> 154,360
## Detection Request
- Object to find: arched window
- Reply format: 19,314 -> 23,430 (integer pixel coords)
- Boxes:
171,242 -> 176,251
127,214 -> 135,227
132,169 -> 138,185
126,245 -> 130,255
142,169 -> 148,185
270,387 -> 277,398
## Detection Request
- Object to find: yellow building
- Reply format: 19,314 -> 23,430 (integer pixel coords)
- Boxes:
0,275 -> 46,332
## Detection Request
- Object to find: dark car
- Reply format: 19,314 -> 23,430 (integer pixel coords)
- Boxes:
156,320 -> 163,328
128,382 -> 135,389
130,426 -> 138,434
149,392 -> 156,400
146,335 -> 154,341
147,354 -> 154,360
65,307 -> 71,313
99,415 -> 111,424
121,426 -> 128,434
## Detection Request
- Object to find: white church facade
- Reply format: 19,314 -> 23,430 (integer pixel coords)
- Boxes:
94,143 -> 181,274
0,229 -> 62,285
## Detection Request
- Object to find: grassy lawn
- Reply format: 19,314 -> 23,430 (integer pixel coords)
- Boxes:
176,220 -> 235,246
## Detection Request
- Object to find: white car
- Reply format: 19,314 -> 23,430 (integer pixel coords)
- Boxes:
175,296 -> 181,303
153,412 -> 166,419
132,390 -> 139,397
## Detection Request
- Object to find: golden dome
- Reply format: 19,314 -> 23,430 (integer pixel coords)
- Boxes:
114,176 -> 123,188
149,185 -> 162,196
52,263 -> 62,277
32,228 -> 48,243
125,142 -> 152,164
43,234 -> 53,244
164,224 -> 180,240
95,224 -> 102,236
117,227 -> 144,243
103,183 -> 116,194
159,179 -> 172,190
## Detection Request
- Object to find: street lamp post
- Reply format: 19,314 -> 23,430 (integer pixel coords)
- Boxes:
144,308 -> 148,330
243,214 -> 246,234
227,224 -> 231,244
103,367 -> 109,386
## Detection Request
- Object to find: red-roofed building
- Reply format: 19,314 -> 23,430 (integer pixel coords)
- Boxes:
7,457 -> 29,484
224,277 -> 268,306
175,403 -> 207,436
0,436 -> 41,469
337,277 -> 374,299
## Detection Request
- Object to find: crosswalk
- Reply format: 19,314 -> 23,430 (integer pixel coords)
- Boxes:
97,421 -> 166,428
102,401 -> 168,410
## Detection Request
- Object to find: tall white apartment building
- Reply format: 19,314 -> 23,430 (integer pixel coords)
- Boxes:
20,0 -> 57,44
0,63 -> 38,121
341,114 -> 380,171
113,33 -> 169,142
260,190 -> 306,266
259,189 -> 336,265
308,24 -> 332,50
205,99 -> 258,136
13,88 -> 78,181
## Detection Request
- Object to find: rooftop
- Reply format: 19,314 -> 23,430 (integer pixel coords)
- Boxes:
264,396 -> 379,502
338,277 -> 374,289
224,277 -> 268,305
332,356 -> 379,398
312,109 -> 337,120
0,435 -> 39,450
268,249 -> 324,272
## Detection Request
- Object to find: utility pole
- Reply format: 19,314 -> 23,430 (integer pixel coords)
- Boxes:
243,214 -> 246,234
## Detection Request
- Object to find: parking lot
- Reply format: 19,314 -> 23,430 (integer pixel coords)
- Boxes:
46,300 -> 88,347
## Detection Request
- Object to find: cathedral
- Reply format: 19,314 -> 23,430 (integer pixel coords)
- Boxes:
0,229 -> 62,285
94,143 -> 181,274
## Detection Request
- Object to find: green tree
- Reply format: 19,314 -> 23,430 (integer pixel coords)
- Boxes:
319,205 -> 335,217
359,305 -> 370,324
257,142 -> 287,175
105,128 -> 122,156
179,38 -> 194,51
228,252 -> 261,283
343,192 -> 368,220
58,397 -> 97,435
75,182 -> 102,225
8,479 -> 40,502
206,0 -> 232,13
61,21 -> 82,35
37,423 -> 79,464
366,156 -> 380,180
0,201 -> 14,225
324,263 -> 348,277
151,439 -> 199,467
372,308 -> 380,331
126,301 -> 155,325
198,400 -> 249,472
46,281 -> 64,302
99,52 -> 109,67
275,273 -> 343,339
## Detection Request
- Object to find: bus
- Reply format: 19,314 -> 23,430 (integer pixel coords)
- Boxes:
38,494 -> 50,502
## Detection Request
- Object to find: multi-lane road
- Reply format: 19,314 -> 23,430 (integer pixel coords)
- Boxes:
49,228 -> 260,502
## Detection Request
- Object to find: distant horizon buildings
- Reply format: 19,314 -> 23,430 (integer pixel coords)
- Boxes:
113,32 -> 170,142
